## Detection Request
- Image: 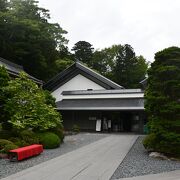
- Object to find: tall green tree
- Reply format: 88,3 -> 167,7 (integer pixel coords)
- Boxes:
113,44 -> 148,88
144,47 -> 180,156
92,44 -> 148,88
55,46 -> 74,73
91,50 -> 108,75
71,41 -> 94,65
91,45 -> 119,76
55,58 -> 74,73
0,0 -> 68,81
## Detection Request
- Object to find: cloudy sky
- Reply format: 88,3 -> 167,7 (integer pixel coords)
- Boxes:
38,0 -> 180,62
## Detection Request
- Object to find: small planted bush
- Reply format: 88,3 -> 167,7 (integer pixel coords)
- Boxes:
0,139 -> 14,147
143,133 -> 158,150
19,130 -> 39,145
143,133 -> 180,156
52,129 -> 64,142
38,132 -> 60,149
72,124 -> 80,133
0,139 -> 18,153
3,144 -> 18,154
9,137 -> 28,147
50,126 -> 65,142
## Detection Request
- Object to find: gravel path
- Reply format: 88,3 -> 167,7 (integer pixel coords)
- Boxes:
111,136 -> 180,179
0,133 -> 107,179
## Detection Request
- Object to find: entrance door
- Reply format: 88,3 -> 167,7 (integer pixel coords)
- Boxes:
101,112 -> 133,132
111,112 -> 132,132
122,113 -> 132,132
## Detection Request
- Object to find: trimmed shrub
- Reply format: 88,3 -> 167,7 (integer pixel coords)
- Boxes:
143,134 -> 158,150
50,127 -> 64,142
143,133 -> 180,156
0,139 -> 18,153
9,137 -> 28,147
3,144 -> 18,154
38,132 -> 60,149
19,130 -> 39,145
72,124 -> 80,133
0,139 -> 14,147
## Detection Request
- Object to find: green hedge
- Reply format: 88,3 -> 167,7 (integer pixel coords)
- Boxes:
38,132 -> 60,149
143,133 -> 158,150
143,133 -> 180,156
50,127 -> 64,142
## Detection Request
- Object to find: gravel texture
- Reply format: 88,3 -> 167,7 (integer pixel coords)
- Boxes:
111,136 -> 180,179
0,132 -> 107,179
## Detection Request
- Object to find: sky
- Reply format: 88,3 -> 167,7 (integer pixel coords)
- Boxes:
38,0 -> 180,62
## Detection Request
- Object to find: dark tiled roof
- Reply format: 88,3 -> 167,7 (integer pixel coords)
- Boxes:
44,61 -> 123,91
0,57 -> 23,74
56,98 -> 144,110
0,57 -> 43,85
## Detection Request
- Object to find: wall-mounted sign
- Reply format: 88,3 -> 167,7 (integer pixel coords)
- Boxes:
89,117 -> 96,120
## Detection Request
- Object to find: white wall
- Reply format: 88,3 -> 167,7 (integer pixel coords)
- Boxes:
52,74 -> 105,101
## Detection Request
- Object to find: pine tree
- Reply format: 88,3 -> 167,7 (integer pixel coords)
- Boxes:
144,47 -> 180,156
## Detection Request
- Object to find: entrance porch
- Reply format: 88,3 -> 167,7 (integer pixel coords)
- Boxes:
61,110 -> 146,134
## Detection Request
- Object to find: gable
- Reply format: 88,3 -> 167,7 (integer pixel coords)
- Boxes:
52,74 -> 105,101
44,61 -> 123,92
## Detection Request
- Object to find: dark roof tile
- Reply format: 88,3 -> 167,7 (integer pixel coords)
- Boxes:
0,57 -> 43,85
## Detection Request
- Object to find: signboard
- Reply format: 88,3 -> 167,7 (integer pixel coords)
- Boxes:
96,119 -> 101,131
89,117 -> 96,120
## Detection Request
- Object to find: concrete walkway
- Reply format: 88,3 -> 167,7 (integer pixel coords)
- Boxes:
2,135 -> 137,180
118,170 -> 180,180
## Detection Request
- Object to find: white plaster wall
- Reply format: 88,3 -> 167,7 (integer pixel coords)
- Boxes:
52,74 -> 105,101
